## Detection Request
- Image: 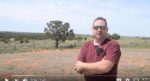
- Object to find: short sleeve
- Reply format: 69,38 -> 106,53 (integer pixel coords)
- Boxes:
104,42 -> 121,64
76,43 -> 87,62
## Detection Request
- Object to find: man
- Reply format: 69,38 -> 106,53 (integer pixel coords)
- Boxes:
75,17 -> 121,81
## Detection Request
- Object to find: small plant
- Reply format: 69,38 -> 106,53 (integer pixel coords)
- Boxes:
3,38 -> 10,43
25,39 -> 29,43
84,37 -> 87,40
111,33 -> 120,40
20,39 -> 24,43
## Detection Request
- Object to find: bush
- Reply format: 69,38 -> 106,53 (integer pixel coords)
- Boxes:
111,33 -> 120,40
25,39 -> 29,43
4,40 -> 9,43
84,37 -> 87,40
75,37 -> 82,40
2,38 -> 10,43
20,40 -> 24,43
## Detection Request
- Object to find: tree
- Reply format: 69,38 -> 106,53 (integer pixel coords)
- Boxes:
111,33 -> 120,40
44,20 -> 75,48
66,29 -> 75,40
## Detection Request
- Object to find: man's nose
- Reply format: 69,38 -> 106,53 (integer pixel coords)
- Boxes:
97,28 -> 102,31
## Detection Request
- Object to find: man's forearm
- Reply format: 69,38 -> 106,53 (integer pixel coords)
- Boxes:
81,62 -> 106,75
75,60 -> 114,75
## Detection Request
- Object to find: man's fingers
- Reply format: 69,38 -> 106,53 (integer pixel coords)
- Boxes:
74,67 -> 77,71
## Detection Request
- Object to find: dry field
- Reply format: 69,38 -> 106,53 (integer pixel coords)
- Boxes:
0,48 -> 150,80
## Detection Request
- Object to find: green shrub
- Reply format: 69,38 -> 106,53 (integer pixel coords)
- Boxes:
20,40 -> 24,43
111,33 -> 120,40
25,39 -> 29,43
3,38 -> 10,43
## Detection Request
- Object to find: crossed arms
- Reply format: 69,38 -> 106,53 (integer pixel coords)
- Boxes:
74,58 -> 115,75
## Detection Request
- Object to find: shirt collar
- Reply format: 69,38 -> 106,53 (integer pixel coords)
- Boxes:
94,39 -> 100,46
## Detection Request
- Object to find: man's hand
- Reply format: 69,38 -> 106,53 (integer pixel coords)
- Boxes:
74,61 -> 84,74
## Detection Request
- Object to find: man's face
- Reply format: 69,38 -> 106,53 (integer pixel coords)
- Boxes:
92,19 -> 108,39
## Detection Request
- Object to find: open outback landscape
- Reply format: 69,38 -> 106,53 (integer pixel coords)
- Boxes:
0,48 -> 150,76
1,0 -> 150,81
0,32 -> 150,81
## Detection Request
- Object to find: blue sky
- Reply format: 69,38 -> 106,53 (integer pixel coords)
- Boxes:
0,0 -> 150,37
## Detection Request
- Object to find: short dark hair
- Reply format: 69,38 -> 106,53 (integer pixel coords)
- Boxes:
93,17 -> 107,27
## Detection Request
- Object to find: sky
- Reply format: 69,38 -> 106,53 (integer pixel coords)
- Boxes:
0,0 -> 150,37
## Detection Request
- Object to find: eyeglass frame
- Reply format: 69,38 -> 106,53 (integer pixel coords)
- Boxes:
93,26 -> 107,30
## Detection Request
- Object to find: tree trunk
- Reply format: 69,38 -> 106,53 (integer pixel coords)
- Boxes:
55,40 -> 59,48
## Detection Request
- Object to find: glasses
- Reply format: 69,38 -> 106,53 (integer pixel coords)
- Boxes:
93,26 -> 107,30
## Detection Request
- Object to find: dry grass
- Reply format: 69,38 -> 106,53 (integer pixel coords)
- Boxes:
0,48 -> 150,77
118,48 -> 150,76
